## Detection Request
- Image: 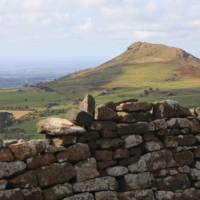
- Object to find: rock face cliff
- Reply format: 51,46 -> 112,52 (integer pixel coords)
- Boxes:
0,95 -> 200,200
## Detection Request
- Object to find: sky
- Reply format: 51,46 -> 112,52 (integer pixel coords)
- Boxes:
0,0 -> 200,66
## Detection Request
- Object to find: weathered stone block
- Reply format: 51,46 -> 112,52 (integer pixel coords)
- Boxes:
144,139 -> 163,152
97,160 -> 117,170
95,105 -> 117,120
95,191 -> 118,200
0,148 -> 14,161
113,149 -> 129,160
174,151 -> 194,166
117,111 -> 152,123
167,118 -> 191,128
67,110 -> 93,128
95,150 -> 113,161
116,102 -> 152,112
37,163 -> 76,187
57,143 -> 90,162
124,135 -> 143,148
75,158 -> 99,182
153,100 -> 191,119
0,161 -> 26,178
157,174 -> 191,191
73,176 -> 118,192
106,166 -> 128,177
22,188 -> 43,200
27,153 -> 56,169
43,183 -> 72,200
0,189 -> 24,200
63,192 -> 94,200
80,94 -> 95,117
128,150 -> 176,173
9,170 -> 38,188
124,172 -> 155,190
10,141 -> 37,160
97,139 -> 124,150
117,122 -> 149,135
37,117 -> 86,136
149,119 -> 167,131
155,191 -> 174,200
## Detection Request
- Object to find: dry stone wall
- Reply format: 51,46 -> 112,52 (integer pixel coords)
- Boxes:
1,95 -> 200,200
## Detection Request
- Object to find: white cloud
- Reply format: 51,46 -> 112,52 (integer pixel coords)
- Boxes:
0,0 -> 200,58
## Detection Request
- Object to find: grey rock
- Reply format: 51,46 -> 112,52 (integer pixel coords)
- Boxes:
106,166 -> 128,177
73,176 -> 118,192
125,135 -> 143,148
0,161 -> 26,178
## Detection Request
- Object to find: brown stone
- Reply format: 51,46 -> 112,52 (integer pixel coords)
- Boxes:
97,160 -> 117,170
95,150 -> 113,161
9,170 -> 38,188
164,136 -> 178,148
117,111 -> 152,123
95,191 -> 118,200
119,156 -> 140,166
37,163 -> 76,187
0,189 -> 24,200
27,153 -> 56,169
78,131 -> 100,143
194,147 -> 200,158
117,122 -> 149,135
95,105 -> 117,120
157,174 -> 191,191
177,135 -> 196,146
190,119 -> 200,133
113,149 -> 129,160
80,94 -> 95,117
0,148 -> 14,161
22,188 -> 43,200
75,158 -> 99,182
99,121 -> 117,138
153,100 -> 191,119
174,151 -> 194,166
43,183 -> 72,200
116,102 -> 152,112
10,141 -> 37,160
97,138 -> 124,150
57,143 -> 90,162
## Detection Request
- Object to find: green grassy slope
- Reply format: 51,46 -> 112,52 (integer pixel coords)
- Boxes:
38,41 -> 200,107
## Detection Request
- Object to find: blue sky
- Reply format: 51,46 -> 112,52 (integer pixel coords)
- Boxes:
0,0 -> 200,66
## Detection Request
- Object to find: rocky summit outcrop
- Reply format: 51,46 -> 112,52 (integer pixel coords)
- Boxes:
1,95 -> 200,200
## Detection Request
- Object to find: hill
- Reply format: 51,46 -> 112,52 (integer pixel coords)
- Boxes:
37,41 -> 200,106
1,41 -> 200,140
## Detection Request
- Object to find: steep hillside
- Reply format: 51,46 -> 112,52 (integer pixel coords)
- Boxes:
37,42 -> 200,105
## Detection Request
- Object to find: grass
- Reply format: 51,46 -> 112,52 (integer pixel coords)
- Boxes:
104,63 -> 200,90
0,89 -> 66,109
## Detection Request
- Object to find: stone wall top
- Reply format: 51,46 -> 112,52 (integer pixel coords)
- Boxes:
0,95 -> 200,200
